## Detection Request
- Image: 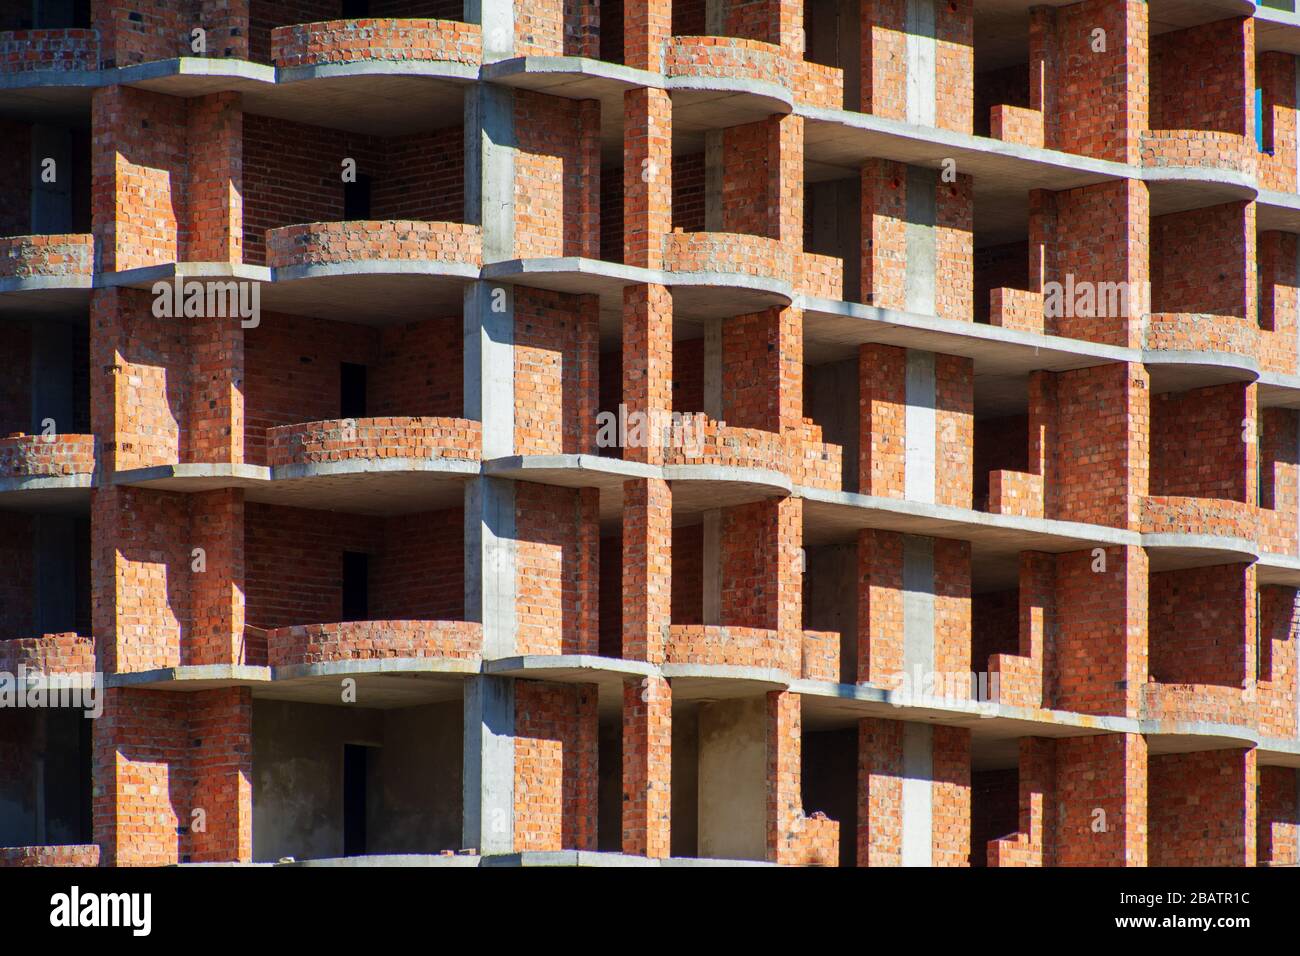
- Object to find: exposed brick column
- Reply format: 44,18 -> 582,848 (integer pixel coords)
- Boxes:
1028,7 -> 1058,137
624,0 -> 671,71
184,92 -> 242,263
859,343 -> 905,497
936,174 -> 974,321
1258,52 -> 1298,193
622,675 -> 671,857
1055,733 -> 1147,866
935,353 -> 973,507
861,0 -> 973,132
513,288 -> 599,456
513,482 -> 599,655
187,687 -> 253,863
1040,0 -> 1148,163
622,478 -> 671,661
622,284 -> 672,465
187,489 -> 245,667
1259,231 -> 1298,375
860,160 -> 907,311
1150,749 -> 1255,866
1258,766 -> 1300,866
767,691 -> 838,865
623,87 -> 671,269
857,529 -> 903,688
94,687 -> 252,865
187,312 -> 245,465
721,306 -> 802,436
513,681 -> 597,852
720,497 -> 802,637
1017,737 -> 1056,866
1055,546 -> 1148,718
1052,363 -> 1150,529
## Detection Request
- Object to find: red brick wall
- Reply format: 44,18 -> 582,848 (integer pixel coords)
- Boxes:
1258,586 -> 1298,739
514,288 -> 599,455
720,497 -> 800,635
671,523 -> 704,626
1148,564 -> 1248,688
371,507 -> 464,621
1151,204 -> 1250,319
1149,19 -> 1250,136
972,588 -> 1018,669
1258,765 -> 1299,866
514,482 -> 599,655
1055,733 -> 1147,866
1150,384 -> 1249,502
974,242 -> 1028,324
672,151 -> 705,234
1149,749 -> 1255,866
513,92 -> 599,259
1258,52 -> 1298,192
971,768 -> 1018,867
513,680 -> 597,851
722,307 -> 801,434
1259,231 -> 1298,375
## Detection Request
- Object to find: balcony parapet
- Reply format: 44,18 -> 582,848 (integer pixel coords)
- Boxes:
0,28 -> 98,75
266,220 -> 483,272
264,619 -> 483,668
271,18 -> 482,69
0,433 -> 95,479
266,416 -> 481,468
0,234 -> 93,280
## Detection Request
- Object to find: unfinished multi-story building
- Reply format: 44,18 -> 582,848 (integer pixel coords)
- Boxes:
0,0 -> 1298,868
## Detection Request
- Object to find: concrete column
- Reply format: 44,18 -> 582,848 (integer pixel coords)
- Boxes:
904,0 -> 937,127
465,0 -> 514,61
462,675 -> 515,854
903,349 -> 936,503
465,83 -> 516,262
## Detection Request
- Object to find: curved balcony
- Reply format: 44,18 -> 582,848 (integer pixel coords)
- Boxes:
665,624 -> 799,677
663,36 -> 795,118
0,234 -> 93,289
265,619 -> 483,670
271,18 -> 482,70
0,845 -> 99,867
267,220 -> 482,274
0,434 -> 95,491
661,230 -> 792,314
1143,312 -> 1259,380
0,633 -> 95,677
1141,681 -> 1256,732
267,416 -> 481,471
659,418 -> 841,495
1140,495 -> 1258,562
1140,130 -> 1253,177
0,29 -> 98,77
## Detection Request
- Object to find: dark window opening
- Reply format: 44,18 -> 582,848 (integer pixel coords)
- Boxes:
343,743 -> 370,857
341,551 -> 369,622
340,362 -> 367,419
342,0 -> 371,18
343,173 -> 372,220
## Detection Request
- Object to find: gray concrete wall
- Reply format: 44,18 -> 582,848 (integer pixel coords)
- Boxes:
252,700 -> 462,862
671,704 -> 700,857
698,697 -> 766,861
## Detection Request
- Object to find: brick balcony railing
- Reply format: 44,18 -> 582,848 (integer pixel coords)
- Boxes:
801,630 -> 840,682
265,221 -> 483,270
1141,681 -> 1256,728
1141,495 -> 1257,541
666,624 -> 800,675
1140,130 -> 1254,175
797,251 -> 844,301
664,35 -> 793,90
264,619 -> 484,668
0,633 -> 95,675
0,433 -> 95,478
989,105 -> 1045,149
266,416 -> 482,468
0,29 -> 98,74
271,18 -> 482,68
986,469 -> 1045,519
794,59 -> 844,110
0,845 -> 100,867
659,418 -> 841,490
662,230 -> 792,282
1144,312 -> 1259,359
989,288 -> 1045,334
0,234 -> 93,279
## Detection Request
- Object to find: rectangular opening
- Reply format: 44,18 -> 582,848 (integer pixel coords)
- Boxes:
341,0 -> 372,22
341,551 -> 369,622
343,173 -> 372,221
340,362 -> 367,419
343,743 -> 371,857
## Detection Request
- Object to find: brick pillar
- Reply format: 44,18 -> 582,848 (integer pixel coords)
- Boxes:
860,160 -> 907,310
1028,7 -> 1057,136
624,0 -> 671,71
767,691 -> 838,865
622,284 -> 672,465
184,92 -> 242,263
1052,362 -> 1150,529
1150,749 -> 1255,866
857,529 -> 903,688
187,312 -> 245,465
1056,733 -> 1147,866
187,489 -> 245,667
935,353 -> 972,507
1044,0 -> 1147,163
513,482 -> 599,655
1009,737 -> 1056,867
622,478 -> 671,661
1045,180 -> 1149,347
187,687 -> 252,863
94,686 -> 252,865
623,87 -> 671,269
622,675 -> 671,857
513,681 -> 597,852
513,288 -> 598,456
858,717 -> 970,865
861,0 -> 972,132
936,173 -> 974,321
1055,545 -> 1148,718
1258,766 -> 1300,866
1259,231 -> 1298,374
859,343 -> 905,497
1258,52 -> 1299,193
